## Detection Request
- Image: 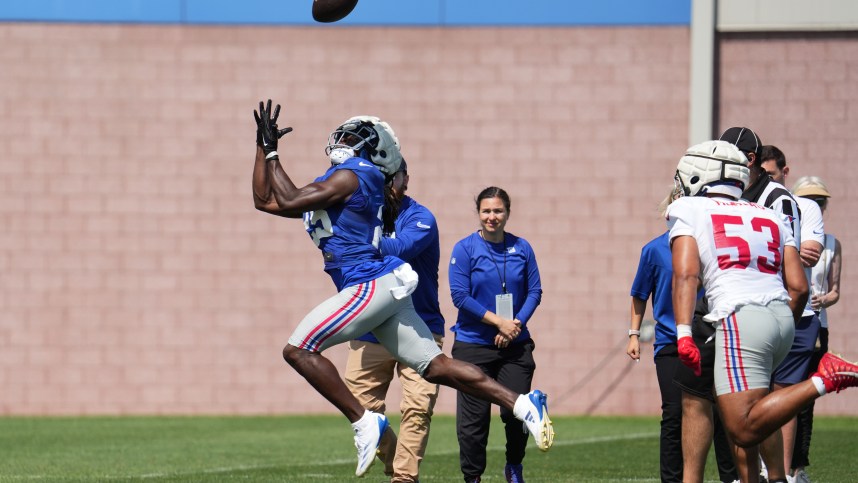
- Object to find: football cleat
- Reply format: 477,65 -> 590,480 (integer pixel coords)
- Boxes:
353,411 -> 389,477
813,352 -> 858,394
793,469 -> 812,483
504,463 -> 525,483
519,390 -> 554,452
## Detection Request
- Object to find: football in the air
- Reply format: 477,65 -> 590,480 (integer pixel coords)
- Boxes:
312,0 -> 359,23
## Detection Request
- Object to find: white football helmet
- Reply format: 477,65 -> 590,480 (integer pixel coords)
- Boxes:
325,116 -> 402,176
675,140 -> 750,197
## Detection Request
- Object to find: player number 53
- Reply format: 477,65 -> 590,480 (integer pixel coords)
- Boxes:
711,214 -> 782,274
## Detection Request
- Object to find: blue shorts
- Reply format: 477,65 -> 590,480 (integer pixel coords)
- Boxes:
771,313 -> 821,386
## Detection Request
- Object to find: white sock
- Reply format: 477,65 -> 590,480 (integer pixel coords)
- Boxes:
513,394 -> 529,421
811,375 -> 827,396
351,409 -> 372,430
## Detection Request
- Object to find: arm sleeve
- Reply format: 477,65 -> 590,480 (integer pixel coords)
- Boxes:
666,198 -> 695,240
516,241 -> 542,325
798,198 -> 824,246
780,214 -> 797,249
380,207 -> 436,260
448,240 -> 489,320
771,194 -> 801,242
630,245 -> 653,300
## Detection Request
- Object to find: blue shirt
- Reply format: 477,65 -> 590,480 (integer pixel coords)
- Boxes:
449,231 -> 542,345
630,231 -> 676,357
357,196 -> 445,342
303,157 -> 403,291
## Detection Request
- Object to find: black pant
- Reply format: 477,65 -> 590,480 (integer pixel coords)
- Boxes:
712,408 -> 737,482
452,339 -> 536,479
673,312 -> 739,482
792,327 -> 829,469
655,345 -> 683,483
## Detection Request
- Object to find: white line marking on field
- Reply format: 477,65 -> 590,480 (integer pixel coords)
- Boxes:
1,432 -> 660,480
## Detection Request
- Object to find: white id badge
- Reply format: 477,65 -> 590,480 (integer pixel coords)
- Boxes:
495,293 -> 514,319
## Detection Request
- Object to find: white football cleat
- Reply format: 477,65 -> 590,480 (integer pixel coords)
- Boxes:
518,390 -> 554,451
352,411 -> 389,477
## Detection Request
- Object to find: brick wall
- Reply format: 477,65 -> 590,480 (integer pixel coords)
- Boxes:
0,23 -> 855,415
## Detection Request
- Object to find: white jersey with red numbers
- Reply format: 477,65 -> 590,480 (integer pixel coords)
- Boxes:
667,196 -> 797,322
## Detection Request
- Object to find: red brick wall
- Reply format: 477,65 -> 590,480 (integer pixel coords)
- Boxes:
0,23 -> 855,416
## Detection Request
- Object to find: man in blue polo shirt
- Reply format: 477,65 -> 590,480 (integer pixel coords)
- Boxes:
628,188 -> 737,483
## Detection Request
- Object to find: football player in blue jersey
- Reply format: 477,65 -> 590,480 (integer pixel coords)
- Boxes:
251,100 -> 554,478
343,158 -> 446,483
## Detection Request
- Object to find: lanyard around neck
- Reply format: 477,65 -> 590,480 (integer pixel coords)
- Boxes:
480,231 -> 507,294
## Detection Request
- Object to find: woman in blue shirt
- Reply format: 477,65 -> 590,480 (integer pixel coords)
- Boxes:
448,186 -> 543,483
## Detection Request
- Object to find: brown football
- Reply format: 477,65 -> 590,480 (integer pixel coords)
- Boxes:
312,0 -> 359,23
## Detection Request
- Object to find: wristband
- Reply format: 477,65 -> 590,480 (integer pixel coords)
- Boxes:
628,329 -> 641,337
265,151 -> 279,160
676,324 -> 692,339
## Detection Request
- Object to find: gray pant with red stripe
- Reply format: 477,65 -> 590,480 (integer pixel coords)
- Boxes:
287,271 -> 443,375
714,301 -> 794,397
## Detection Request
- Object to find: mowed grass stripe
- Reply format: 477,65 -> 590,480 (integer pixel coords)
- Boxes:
1,416 -> 855,482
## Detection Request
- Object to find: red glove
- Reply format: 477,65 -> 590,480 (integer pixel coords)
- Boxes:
677,336 -> 702,376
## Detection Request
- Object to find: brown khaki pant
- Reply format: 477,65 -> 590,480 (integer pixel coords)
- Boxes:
344,335 -> 444,483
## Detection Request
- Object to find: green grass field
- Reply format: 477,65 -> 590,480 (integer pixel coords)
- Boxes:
1,415 -> 856,482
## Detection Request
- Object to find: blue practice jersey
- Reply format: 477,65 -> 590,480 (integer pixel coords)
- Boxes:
449,231 -> 542,345
630,231 -> 676,357
303,157 -> 403,291
357,196 -> 445,343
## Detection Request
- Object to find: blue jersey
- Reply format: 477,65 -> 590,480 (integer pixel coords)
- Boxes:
303,157 -> 403,291
630,231 -> 677,357
357,196 -> 445,343
449,231 -> 542,345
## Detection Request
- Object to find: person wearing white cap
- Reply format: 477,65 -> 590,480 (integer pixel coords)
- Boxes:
790,176 -> 841,483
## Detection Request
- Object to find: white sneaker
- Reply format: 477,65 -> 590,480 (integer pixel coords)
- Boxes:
352,411 -> 389,477
515,390 -> 555,451
793,469 -> 812,483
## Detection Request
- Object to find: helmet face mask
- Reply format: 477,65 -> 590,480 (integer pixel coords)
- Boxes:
325,116 -> 402,175
675,140 -> 750,198
326,121 -> 378,157
673,171 -> 687,198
